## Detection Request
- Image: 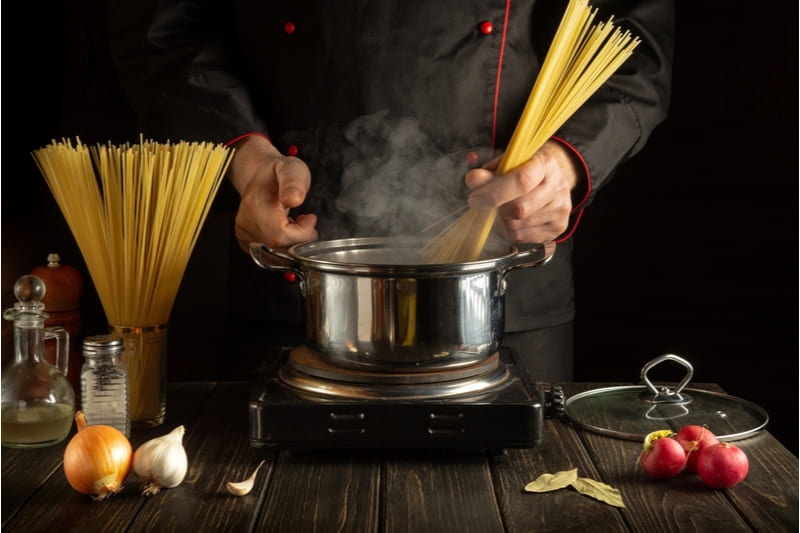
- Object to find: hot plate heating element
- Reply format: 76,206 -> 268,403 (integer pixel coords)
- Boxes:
249,346 -> 564,451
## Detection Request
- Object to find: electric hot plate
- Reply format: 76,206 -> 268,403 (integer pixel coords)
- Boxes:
248,346 -> 563,451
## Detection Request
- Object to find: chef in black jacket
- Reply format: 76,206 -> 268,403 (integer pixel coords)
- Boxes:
108,0 -> 674,382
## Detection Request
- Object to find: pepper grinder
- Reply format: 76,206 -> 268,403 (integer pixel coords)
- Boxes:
31,253 -> 83,396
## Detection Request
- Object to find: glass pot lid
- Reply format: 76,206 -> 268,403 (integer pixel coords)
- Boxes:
564,354 -> 769,441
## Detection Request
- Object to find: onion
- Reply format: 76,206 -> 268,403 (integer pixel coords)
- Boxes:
63,411 -> 132,500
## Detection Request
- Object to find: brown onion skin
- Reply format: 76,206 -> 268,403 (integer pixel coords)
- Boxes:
63,412 -> 132,499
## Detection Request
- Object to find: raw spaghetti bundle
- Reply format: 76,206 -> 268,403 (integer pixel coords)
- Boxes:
32,137 -> 233,424
423,0 -> 640,263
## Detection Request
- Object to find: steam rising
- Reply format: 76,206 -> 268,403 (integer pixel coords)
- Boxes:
296,110 -> 481,240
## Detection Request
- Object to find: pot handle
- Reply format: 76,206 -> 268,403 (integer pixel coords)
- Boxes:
496,241 -> 555,296
249,242 -> 304,279
501,241 -> 557,276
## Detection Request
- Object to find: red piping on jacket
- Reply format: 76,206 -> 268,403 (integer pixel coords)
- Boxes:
490,0 -> 512,153
551,135 -> 590,242
489,3 -> 590,242
551,135 -> 591,210
225,132 -> 270,146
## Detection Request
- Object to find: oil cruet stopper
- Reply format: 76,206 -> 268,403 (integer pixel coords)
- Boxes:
1,274 -> 76,448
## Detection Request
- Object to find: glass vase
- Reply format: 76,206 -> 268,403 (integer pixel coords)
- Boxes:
109,324 -> 167,428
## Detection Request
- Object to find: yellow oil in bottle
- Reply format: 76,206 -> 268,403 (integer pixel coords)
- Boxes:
1,403 -> 74,447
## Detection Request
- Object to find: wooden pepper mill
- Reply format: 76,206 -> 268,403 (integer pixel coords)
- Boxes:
31,253 -> 83,397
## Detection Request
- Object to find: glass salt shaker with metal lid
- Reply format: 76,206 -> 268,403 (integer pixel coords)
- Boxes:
80,334 -> 130,437
1,275 -> 75,448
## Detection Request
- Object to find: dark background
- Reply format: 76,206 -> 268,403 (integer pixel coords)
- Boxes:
2,3 -> 797,454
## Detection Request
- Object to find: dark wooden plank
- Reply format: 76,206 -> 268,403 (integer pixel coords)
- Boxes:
491,418 -> 628,532
256,450 -> 380,532
128,382 -> 275,533
1,383 -> 215,533
1,436 -> 69,527
1,464 -> 144,533
383,450 -> 505,533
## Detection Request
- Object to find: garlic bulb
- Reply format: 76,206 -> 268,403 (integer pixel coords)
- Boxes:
132,425 -> 188,496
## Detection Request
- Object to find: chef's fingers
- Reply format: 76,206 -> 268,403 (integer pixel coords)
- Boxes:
497,172 -> 567,221
467,162 -> 546,209
274,156 -> 311,209
498,196 -> 571,243
464,153 -> 504,191
467,141 -> 580,210
499,219 -> 567,244
283,213 -> 318,243
250,205 -> 316,248
464,168 -> 494,191
234,213 -> 317,256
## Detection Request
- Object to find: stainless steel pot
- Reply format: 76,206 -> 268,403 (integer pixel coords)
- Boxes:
250,237 -> 555,370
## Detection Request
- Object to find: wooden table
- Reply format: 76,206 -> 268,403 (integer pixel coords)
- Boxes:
2,382 -> 797,532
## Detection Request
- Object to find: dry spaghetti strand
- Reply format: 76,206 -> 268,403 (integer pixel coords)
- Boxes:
32,137 -> 232,325
424,0 -> 640,263
32,137 -> 233,422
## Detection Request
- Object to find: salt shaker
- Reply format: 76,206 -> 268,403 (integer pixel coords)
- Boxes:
80,334 -> 130,437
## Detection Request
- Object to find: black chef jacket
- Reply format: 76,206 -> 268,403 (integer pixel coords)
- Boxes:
109,0 -> 674,333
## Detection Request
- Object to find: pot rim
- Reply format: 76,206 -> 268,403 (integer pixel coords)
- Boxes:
250,237 -> 556,277
287,236 -> 526,276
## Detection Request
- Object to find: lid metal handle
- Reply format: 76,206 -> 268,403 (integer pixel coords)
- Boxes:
639,353 -> 694,405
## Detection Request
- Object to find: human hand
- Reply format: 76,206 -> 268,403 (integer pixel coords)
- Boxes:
465,139 -> 581,244
227,135 -> 318,255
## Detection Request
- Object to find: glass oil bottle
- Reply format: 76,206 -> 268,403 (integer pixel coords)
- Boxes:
1,275 -> 75,448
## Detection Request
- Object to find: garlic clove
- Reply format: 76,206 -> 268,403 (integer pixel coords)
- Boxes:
226,459 -> 266,496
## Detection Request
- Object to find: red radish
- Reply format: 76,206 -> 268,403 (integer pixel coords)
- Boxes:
640,430 -> 687,479
675,425 -> 720,472
696,442 -> 749,488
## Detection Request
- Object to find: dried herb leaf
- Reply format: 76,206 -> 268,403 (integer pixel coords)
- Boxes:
571,477 -> 626,508
524,468 -> 578,493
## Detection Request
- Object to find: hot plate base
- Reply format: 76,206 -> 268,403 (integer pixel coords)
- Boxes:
248,348 -> 544,451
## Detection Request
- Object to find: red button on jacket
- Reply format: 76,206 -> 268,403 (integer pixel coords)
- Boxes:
479,21 -> 493,34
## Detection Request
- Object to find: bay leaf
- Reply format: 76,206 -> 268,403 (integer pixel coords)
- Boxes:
570,477 -> 626,508
524,468 -> 578,493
